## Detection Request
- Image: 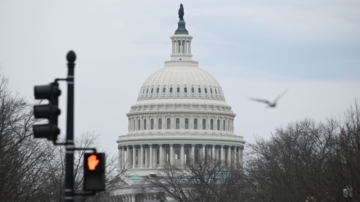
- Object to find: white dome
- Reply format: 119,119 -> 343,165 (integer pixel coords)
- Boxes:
137,61 -> 225,102
114,12 -> 244,201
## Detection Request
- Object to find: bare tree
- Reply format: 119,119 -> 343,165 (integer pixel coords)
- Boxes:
146,156 -> 250,202
38,132 -> 124,202
0,73 -> 52,202
0,72 -> 124,201
245,101 -> 360,202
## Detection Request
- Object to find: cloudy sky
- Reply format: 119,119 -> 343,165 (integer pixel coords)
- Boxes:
1,0 -> 359,155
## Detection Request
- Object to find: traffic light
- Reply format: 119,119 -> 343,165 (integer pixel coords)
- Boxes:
84,153 -> 106,191
33,82 -> 61,142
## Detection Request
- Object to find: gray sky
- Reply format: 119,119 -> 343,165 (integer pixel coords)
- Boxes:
1,0 -> 360,156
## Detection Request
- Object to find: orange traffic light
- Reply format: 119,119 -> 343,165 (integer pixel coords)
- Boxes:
84,153 -> 105,191
87,154 -> 100,170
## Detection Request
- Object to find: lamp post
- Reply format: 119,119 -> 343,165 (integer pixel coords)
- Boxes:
343,185 -> 353,202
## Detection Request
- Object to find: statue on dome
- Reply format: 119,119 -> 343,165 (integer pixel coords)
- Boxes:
178,4 -> 184,20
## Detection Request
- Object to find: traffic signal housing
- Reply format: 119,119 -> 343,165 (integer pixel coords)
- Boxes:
33,82 -> 61,142
84,153 -> 106,191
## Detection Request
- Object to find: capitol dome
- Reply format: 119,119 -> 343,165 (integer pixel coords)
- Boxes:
113,9 -> 244,201
137,63 -> 226,102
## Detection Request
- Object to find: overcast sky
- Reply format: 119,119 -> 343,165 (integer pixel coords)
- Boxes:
1,0 -> 360,156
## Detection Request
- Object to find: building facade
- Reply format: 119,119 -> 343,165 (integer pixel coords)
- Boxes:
111,11 -> 245,202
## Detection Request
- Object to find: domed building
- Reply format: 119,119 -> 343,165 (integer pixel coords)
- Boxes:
111,6 -> 245,202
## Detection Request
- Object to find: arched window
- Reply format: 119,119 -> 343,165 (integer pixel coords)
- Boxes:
177,87 -> 180,93
223,120 -> 225,131
210,88 -> 213,94
227,120 -> 230,131
192,87 -> 195,93
176,118 -> 180,129
215,89 -> 217,94
170,87 -> 173,93
198,88 -> 201,93
202,119 -> 206,130
146,89 -> 149,94
167,118 -> 171,129
205,88 -> 208,93
138,119 -> 140,130
158,118 -> 162,129
133,120 -> 136,131
156,88 -> 159,93
217,119 -> 220,130
163,87 -> 166,93
151,88 -> 154,93
194,119 -> 198,129
185,118 -> 189,129
210,119 -> 213,130
151,119 -> 154,130
184,87 -> 187,93
144,119 -> 147,130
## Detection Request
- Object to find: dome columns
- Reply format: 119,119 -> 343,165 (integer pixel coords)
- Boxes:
170,35 -> 193,61
117,143 -> 243,172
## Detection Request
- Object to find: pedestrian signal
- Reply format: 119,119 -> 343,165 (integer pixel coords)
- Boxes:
84,153 -> 106,191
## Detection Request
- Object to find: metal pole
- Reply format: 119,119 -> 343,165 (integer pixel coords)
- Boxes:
64,51 -> 76,202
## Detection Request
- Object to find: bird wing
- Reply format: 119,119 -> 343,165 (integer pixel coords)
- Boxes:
249,98 -> 271,105
274,89 -> 288,103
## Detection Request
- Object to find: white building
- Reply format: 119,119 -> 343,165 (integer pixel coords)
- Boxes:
111,12 -> 245,202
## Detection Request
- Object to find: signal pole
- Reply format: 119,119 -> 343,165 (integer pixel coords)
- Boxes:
33,51 -> 105,201
64,51 -> 76,202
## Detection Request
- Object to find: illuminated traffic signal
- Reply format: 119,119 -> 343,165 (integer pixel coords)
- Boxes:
33,82 -> 61,142
84,153 -> 106,191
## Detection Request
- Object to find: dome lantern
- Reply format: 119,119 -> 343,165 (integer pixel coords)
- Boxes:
171,4 -> 193,61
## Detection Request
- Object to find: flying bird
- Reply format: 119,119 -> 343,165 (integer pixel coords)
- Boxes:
250,90 -> 288,108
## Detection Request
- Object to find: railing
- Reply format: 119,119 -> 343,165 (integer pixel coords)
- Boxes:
117,132 -> 244,143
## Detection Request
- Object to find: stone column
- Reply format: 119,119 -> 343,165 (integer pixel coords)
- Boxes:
172,40 -> 175,54
240,146 -> 243,165
120,146 -> 123,169
180,144 -> 184,165
184,41 -> 187,53
232,147 -> 235,166
220,145 -> 224,165
180,40 -> 183,53
191,144 -> 195,162
232,119 -> 234,132
131,194 -> 135,202
202,145 -> 206,158
153,146 -> 156,167
118,145 -> 122,170
121,146 -> 125,169
132,146 -> 136,168
212,145 -> 216,159
189,41 -> 191,53
145,146 -> 148,168
140,145 -> 144,168
149,144 -> 153,168
170,144 -> 174,164
128,147 -> 131,169
174,40 -> 177,53
159,144 -> 163,166
227,146 -> 231,166
126,145 -> 129,169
